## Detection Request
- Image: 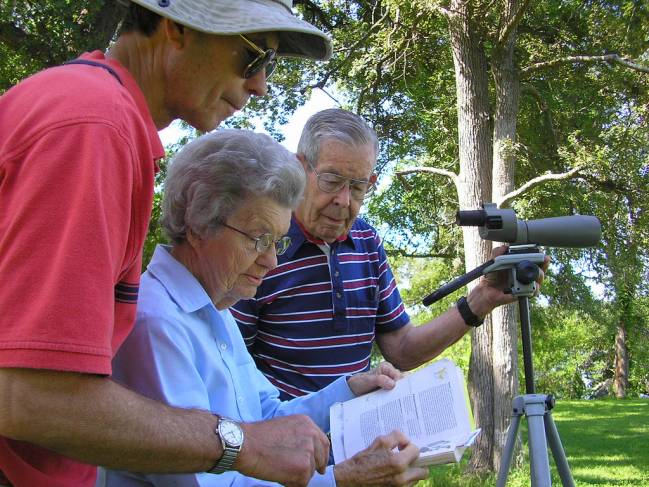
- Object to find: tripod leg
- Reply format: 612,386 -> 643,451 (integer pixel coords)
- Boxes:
496,397 -> 524,487
545,413 -> 575,487
526,398 -> 552,487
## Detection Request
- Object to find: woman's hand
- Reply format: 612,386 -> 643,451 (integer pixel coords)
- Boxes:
346,361 -> 404,396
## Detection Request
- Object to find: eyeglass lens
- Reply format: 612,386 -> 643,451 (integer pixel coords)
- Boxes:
240,35 -> 277,79
317,173 -> 374,200
255,234 -> 291,255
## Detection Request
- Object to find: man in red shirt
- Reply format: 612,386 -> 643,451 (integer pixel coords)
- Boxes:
0,1 -> 343,486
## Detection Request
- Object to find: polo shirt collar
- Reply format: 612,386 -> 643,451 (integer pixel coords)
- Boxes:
81,51 -> 165,165
146,245 -> 212,313
285,215 -> 361,259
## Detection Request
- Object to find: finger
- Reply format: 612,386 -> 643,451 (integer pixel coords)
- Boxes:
402,466 -> 430,484
542,255 -> 551,272
314,430 -> 330,474
537,268 -> 545,284
395,441 -> 422,464
379,362 -> 404,381
491,244 -> 509,257
375,375 -> 397,390
377,429 -> 410,450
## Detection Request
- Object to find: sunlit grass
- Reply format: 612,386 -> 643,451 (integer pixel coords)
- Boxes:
416,399 -> 649,486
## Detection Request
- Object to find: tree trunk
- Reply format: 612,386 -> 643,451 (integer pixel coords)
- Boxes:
608,252 -> 636,399
447,2 -> 494,471
614,322 -> 629,398
490,0 -> 522,470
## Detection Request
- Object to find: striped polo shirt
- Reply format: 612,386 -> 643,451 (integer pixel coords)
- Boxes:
232,216 -> 410,399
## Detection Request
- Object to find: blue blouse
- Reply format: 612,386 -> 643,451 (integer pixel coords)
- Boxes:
105,245 -> 355,486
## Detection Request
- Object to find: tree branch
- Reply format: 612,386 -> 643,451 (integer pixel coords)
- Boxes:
496,166 -> 583,208
386,248 -> 455,259
395,166 -> 460,192
421,0 -> 452,18
301,5 -> 392,94
521,53 -> 649,77
293,0 -> 335,31
496,0 -> 531,51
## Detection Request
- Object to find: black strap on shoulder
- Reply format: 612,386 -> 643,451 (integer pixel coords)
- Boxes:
63,59 -> 123,85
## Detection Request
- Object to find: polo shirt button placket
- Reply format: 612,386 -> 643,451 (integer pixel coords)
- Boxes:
331,246 -> 346,331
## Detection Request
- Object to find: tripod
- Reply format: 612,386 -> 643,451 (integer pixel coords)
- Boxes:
422,245 -> 576,486
496,260 -> 575,487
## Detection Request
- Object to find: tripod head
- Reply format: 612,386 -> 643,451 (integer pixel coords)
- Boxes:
421,245 -> 546,306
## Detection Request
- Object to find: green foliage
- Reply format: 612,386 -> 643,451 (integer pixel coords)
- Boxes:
531,302 -> 608,399
381,253 -> 473,369
627,296 -> 649,395
418,399 -> 649,486
141,124 -> 201,270
0,1 -> 125,92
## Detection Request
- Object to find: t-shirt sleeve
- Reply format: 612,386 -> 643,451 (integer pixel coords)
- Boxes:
0,121 -> 138,373
374,233 -> 410,333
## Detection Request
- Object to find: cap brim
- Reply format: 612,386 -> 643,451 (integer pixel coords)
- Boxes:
129,0 -> 332,60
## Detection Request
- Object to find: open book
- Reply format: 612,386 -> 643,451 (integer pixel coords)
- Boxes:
330,358 -> 480,467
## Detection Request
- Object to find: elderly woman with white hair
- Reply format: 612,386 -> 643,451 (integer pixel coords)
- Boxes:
105,130 -> 428,487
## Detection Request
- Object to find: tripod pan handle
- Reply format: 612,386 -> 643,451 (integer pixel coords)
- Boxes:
422,259 -> 494,306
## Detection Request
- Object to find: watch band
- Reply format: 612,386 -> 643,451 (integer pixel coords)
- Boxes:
208,417 -> 243,474
212,445 -> 238,473
456,296 -> 484,327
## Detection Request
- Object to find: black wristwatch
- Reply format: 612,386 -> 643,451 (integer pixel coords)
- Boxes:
208,416 -> 244,474
456,296 -> 484,327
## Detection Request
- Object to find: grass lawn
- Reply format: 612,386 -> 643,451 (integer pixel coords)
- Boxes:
417,399 -> 649,486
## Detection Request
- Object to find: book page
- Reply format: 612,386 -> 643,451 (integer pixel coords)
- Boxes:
331,359 -> 476,464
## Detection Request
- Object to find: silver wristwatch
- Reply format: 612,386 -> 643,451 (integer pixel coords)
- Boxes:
208,417 -> 244,474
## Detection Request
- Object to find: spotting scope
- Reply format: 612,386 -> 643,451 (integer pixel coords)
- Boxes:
456,203 -> 601,248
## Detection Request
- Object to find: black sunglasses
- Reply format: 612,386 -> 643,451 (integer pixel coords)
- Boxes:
239,34 -> 277,80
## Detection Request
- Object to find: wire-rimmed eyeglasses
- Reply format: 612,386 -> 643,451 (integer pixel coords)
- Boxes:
221,222 -> 291,255
239,34 -> 277,80
306,160 -> 375,201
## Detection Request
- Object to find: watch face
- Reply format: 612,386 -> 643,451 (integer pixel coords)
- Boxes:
220,420 -> 244,446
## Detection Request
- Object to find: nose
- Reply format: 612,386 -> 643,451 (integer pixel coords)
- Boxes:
257,246 -> 278,270
244,69 -> 268,97
332,183 -> 352,207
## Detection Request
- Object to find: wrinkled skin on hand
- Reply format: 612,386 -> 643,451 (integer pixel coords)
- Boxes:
235,414 -> 330,487
346,361 -> 404,396
334,430 -> 429,487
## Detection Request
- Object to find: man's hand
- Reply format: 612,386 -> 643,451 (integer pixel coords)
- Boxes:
334,430 -> 429,487
235,415 -> 330,487
347,361 -> 404,396
467,245 -> 551,318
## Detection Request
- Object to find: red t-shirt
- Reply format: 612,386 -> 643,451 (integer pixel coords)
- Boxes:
0,51 -> 164,486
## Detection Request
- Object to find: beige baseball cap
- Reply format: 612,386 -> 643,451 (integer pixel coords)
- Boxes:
129,0 -> 332,60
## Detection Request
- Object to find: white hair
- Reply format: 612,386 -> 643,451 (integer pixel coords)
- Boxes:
161,129 -> 305,244
297,108 -> 378,167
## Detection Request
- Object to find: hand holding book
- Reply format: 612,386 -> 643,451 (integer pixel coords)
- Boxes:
331,359 -> 480,467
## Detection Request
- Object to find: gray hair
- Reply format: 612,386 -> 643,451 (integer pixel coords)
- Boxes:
161,129 -> 305,244
297,108 -> 379,167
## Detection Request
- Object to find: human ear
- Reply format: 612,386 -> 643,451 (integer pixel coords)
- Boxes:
163,18 -> 186,49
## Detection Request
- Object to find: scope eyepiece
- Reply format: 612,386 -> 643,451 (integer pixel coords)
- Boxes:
456,210 -> 487,227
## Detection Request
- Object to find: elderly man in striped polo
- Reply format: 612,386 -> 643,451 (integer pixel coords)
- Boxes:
232,108 -> 525,399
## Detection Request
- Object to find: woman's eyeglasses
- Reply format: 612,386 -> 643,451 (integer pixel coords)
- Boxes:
221,222 -> 291,255
239,34 -> 277,80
